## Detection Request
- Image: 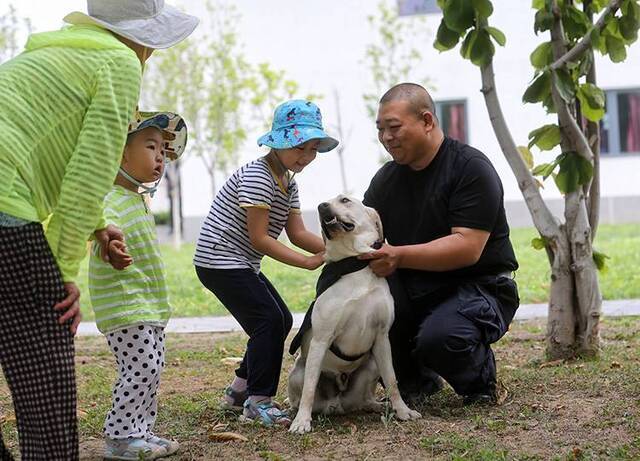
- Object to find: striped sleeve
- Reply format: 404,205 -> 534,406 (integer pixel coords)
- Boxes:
45,55 -> 141,282
290,181 -> 301,214
238,164 -> 276,210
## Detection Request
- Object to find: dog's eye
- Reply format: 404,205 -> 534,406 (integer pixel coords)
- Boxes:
340,197 -> 350,204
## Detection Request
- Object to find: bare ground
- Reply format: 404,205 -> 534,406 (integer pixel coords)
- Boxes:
1,317 -> 640,460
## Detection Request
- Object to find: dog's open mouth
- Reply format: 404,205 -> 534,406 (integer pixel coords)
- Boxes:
323,216 -> 355,232
321,216 -> 355,239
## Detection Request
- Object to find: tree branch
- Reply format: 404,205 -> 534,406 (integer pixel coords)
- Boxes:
479,61 -> 560,239
549,0 -> 622,71
549,1 -> 595,163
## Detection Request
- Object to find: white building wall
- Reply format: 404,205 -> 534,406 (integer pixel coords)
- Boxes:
167,0 -> 640,224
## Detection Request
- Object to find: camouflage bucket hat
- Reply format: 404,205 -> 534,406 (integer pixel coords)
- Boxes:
128,111 -> 187,162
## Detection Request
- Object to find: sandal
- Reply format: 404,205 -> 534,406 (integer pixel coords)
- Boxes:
239,399 -> 291,427
220,386 -> 247,412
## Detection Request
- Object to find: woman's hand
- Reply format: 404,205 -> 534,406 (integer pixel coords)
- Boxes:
54,282 -> 83,335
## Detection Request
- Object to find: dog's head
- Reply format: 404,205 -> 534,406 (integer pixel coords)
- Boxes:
318,195 -> 384,262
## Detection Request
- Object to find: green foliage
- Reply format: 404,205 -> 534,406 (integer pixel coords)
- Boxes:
530,42 -> 553,69
143,1 -> 310,193
577,83 -> 606,121
528,124 -> 561,151
0,4 -> 31,63
522,71 -> 551,104
531,236 -> 547,250
592,248 -> 610,273
362,1 -> 427,123
555,151 -> 594,193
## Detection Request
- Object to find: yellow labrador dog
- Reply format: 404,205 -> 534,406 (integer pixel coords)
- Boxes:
287,195 -> 421,434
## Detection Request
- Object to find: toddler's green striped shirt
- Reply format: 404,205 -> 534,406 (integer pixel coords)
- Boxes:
89,186 -> 171,334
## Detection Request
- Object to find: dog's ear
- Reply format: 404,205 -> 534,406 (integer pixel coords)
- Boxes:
365,206 -> 384,242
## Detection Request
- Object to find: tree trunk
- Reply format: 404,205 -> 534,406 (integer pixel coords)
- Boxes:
169,162 -> 182,249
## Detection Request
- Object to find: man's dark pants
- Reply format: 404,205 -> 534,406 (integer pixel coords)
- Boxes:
387,274 -> 520,397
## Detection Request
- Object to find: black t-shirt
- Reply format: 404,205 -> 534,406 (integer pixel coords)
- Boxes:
363,137 -> 518,300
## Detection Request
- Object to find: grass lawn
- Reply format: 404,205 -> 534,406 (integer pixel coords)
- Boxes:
76,223 -> 640,320
1,316 -> 639,460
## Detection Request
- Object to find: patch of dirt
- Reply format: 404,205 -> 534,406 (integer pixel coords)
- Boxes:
2,318 -> 640,460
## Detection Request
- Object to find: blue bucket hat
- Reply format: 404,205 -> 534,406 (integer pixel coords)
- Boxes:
257,100 -> 339,153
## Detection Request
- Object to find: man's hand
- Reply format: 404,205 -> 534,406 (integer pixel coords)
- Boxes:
108,239 -> 133,270
358,244 -> 401,277
54,282 -> 82,335
94,224 -> 128,263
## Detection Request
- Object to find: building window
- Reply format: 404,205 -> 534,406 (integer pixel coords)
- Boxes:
436,100 -> 467,144
600,89 -> 640,155
397,0 -> 441,16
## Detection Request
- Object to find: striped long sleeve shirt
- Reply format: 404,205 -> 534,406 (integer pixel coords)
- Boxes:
194,158 -> 301,273
0,25 -> 142,282
89,186 -> 171,334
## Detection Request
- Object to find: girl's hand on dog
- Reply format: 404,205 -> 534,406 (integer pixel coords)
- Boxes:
108,239 -> 133,270
304,252 -> 325,270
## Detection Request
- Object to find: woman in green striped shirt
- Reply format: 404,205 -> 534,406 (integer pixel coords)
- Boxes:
0,1 -> 197,459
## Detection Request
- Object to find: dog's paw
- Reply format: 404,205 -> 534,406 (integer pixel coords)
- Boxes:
395,406 -> 422,421
289,416 -> 312,434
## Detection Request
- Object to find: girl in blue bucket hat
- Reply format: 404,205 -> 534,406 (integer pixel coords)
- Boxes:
194,100 -> 338,426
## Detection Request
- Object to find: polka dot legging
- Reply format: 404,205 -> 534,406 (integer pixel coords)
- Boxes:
104,325 -> 165,440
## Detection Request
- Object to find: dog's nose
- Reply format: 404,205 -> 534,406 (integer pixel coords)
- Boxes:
318,202 -> 330,211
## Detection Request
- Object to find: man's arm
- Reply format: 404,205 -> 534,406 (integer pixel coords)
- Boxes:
359,226 -> 490,277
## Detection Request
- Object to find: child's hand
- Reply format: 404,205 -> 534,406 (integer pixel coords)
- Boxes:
108,239 -> 133,270
94,224 -> 125,264
304,252 -> 325,270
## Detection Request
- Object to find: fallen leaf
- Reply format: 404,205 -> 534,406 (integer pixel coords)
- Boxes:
539,359 -> 563,369
0,414 -> 16,424
220,357 -> 243,366
77,409 -> 89,419
610,361 -> 622,369
208,431 -> 248,443
211,422 -> 228,432
349,423 -> 357,435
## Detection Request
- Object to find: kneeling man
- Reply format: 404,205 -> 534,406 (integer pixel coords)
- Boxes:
361,83 -> 519,405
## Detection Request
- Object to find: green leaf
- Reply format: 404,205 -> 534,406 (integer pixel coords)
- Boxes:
469,29 -> 495,66
531,236 -> 547,250
486,26 -> 506,46
562,5 -> 589,41
518,146 -> 534,169
577,83 -> 606,122
592,249 -> 610,273
577,51 -> 594,77
523,71 -> 551,104
553,69 -> 576,103
443,0 -> 476,33
605,34 -> 627,62
435,20 -> 461,51
472,0 -> 494,19
534,9 -> 554,34
554,152 -> 594,193
532,162 -> 557,179
619,2 -> 640,42
530,42 -> 552,69
528,124 -> 561,151
531,0 -> 545,9
460,29 -> 477,59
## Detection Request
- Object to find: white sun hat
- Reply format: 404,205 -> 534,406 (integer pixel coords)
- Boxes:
63,0 -> 199,49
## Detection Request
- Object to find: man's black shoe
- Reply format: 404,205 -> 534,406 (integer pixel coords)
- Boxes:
462,392 -> 497,406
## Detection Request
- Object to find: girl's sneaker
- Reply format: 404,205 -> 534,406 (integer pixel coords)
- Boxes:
239,399 -> 291,427
104,437 -> 166,460
146,434 -> 180,456
221,386 -> 247,412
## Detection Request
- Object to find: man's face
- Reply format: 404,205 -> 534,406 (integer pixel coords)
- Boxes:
376,100 -> 431,168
